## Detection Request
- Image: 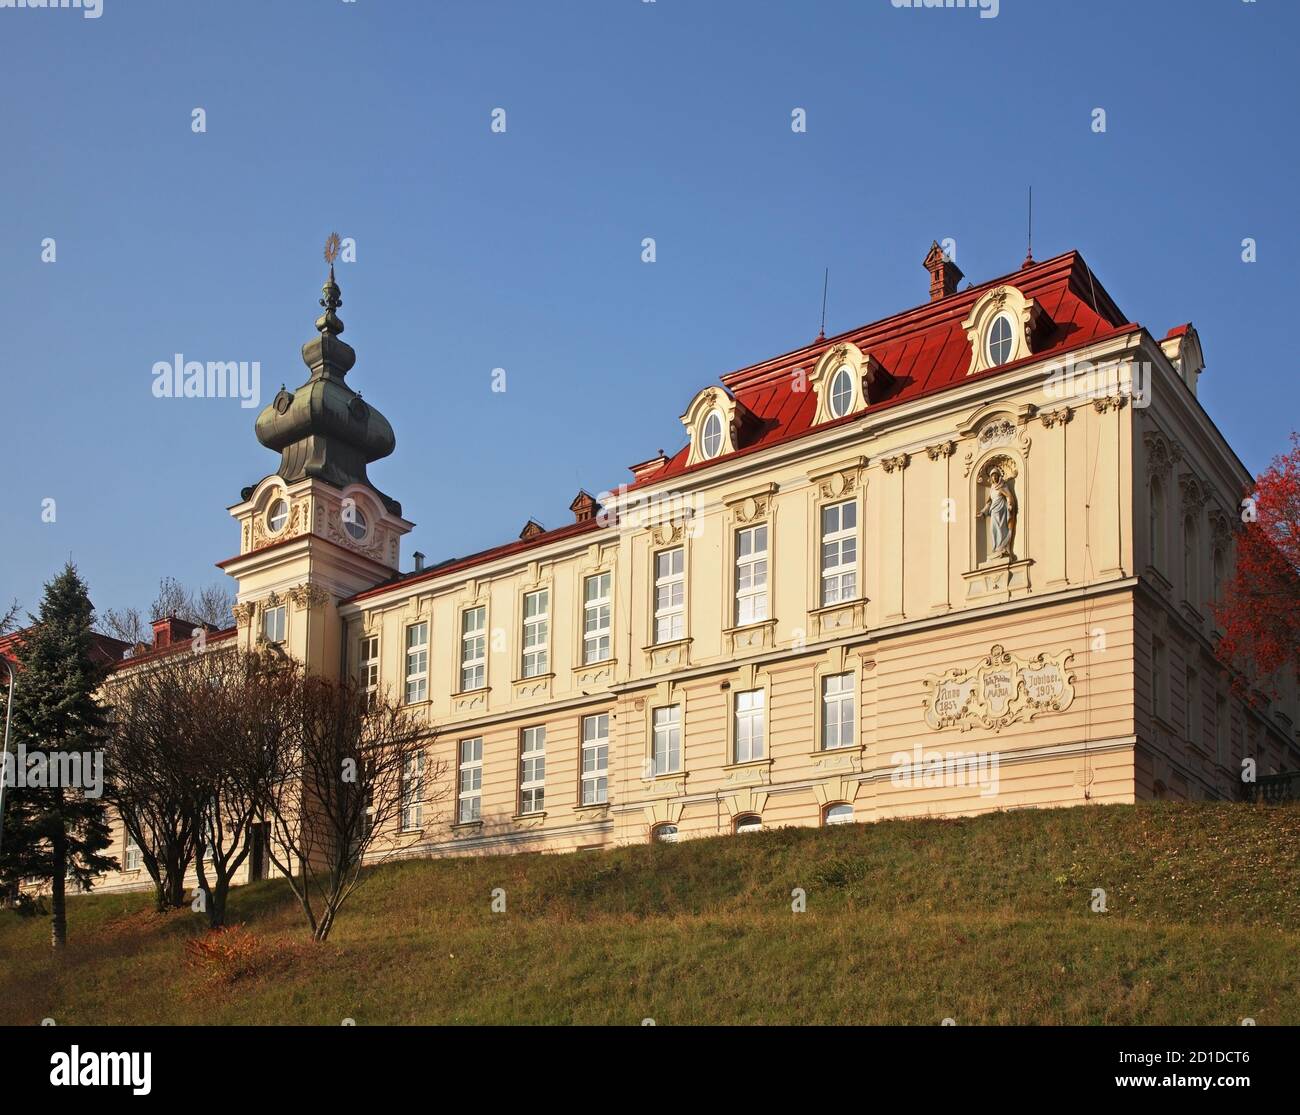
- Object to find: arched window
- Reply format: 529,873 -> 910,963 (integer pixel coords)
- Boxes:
734,813 -> 762,834
824,802 -> 854,826
1149,477 -> 1165,570
828,366 -> 854,418
651,823 -> 679,844
700,412 -> 724,459
986,313 -> 1014,367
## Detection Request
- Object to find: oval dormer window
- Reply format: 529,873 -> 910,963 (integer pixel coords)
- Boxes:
344,506 -> 368,541
700,411 -> 724,459
829,365 -> 854,418
986,313 -> 1015,367
267,498 -> 289,533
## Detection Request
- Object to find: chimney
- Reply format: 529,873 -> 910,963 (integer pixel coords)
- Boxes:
569,490 -> 599,523
923,241 -> 964,302
519,519 -> 545,541
151,616 -> 194,650
413,551 -> 425,572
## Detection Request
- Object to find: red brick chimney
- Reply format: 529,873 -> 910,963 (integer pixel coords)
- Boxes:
924,241 -> 964,301
151,616 -> 196,650
569,490 -> 599,523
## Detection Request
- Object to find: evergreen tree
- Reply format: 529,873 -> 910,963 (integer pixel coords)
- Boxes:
0,564 -> 116,948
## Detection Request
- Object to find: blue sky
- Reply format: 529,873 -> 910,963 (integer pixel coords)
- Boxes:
2,0 -> 1296,623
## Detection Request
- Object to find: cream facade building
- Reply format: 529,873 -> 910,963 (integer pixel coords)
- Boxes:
96,245 -> 1299,890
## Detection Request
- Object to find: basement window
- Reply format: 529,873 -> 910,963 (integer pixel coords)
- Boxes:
734,814 -> 762,834
652,823 -> 679,844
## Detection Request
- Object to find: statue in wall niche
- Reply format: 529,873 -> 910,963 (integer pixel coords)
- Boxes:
977,466 -> 1018,561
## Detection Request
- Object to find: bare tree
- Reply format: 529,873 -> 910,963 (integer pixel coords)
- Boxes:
98,578 -> 235,644
103,650 -> 208,911
188,649 -> 299,929
264,675 -> 441,942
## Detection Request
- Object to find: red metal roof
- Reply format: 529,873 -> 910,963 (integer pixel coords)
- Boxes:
638,250 -> 1134,489
344,250 -> 1135,605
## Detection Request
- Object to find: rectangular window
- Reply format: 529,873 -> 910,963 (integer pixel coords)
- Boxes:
735,524 -> 769,626
734,689 -> 766,763
1215,695 -> 1228,765
583,573 -> 612,664
1152,637 -> 1166,720
522,589 -> 550,678
1185,667 -> 1199,746
125,833 -> 142,872
653,548 -> 685,644
821,672 -> 855,750
458,737 -> 483,824
401,750 -> 425,831
820,500 -> 858,605
652,705 -> 681,775
405,622 -> 429,704
359,634 -> 379,701
460,606 -> 486,691
262,604 -> 286,644
519,726 -> 546,814
581,713 -> 609,805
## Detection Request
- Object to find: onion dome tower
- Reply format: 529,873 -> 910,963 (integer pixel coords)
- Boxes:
223,237 -> 414,664
253,261 -> 401,515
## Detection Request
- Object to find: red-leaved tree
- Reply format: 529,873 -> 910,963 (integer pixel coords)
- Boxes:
1214,434 -> 1300,694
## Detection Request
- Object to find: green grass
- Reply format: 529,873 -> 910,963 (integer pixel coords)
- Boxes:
2,802 -> 1297,1025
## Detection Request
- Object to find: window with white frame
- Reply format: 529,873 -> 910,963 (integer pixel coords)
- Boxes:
652,705 -> 681,775
401,750 -> 425,830
460,606 -> 486,691
986,313 -> 1014,367
404,622 -> 428,704
521,589 -> 550,678
458,737 -> 483,824
262,604 -> 286,644
735,524 -> 768,626
359,634 -> 379,702
653,548 -> 685,644
520,726 -> 546,814
701,411 -> 724,459
734,688 -> 766,763
125,833 -> 142,871
581,713 -> 609,805
820,500 -> 858,605
734,813 -> 762,834
821,672 -> 855,750
828,365 -> 854,418
583,572 -> 612,664
824,803 -> 854,826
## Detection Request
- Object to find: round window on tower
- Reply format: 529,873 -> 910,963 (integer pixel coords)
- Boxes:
344,505 -> 369,541
266,498 -> 289,533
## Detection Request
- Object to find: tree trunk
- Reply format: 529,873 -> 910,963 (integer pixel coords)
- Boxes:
50,837 -> 67,950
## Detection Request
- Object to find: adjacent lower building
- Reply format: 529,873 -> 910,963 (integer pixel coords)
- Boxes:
91,242 -> 1298,891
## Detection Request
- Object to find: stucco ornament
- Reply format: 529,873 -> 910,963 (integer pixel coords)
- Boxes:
977,465 -> 1018,560
923,644 -> 1076,733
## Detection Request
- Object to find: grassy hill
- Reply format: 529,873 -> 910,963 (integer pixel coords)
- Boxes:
2,802 -> 1297,1025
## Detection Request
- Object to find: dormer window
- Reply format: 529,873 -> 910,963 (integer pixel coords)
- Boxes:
961,285 -> 1046,376
986,313 -> 1014,367
701,411 -> 724,459
681,387 -> 745,466
828,366 -> 854,418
